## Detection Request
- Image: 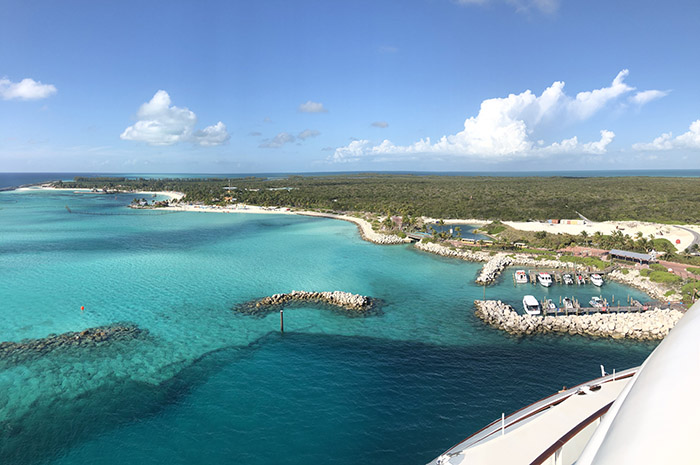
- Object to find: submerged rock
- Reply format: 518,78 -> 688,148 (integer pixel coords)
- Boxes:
0,323 -> 147,364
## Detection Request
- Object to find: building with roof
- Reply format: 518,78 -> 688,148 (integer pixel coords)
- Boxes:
607,249 -> 656,265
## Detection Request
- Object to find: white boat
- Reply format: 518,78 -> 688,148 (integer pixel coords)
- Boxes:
576,274 -> 586,285
563,274 -> 574,285
514,270 -> 528,284
562,297 -> 574,309
545,299 -> 558,313
537,272 -> 553,287
590,273 -> 604,287
589,296 -> 604,308
523,295 -> 541,315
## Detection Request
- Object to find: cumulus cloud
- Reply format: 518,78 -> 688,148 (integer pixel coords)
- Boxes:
371,121 -> 389,128
630,89 -> 669,106
298,129 -> 320,140
0,77 -> 57,100
332,71 -> 647,163
633,120 -> 700,151
259,132 -> 295,148
298,100 -> 328,113
120,90 -> 229,146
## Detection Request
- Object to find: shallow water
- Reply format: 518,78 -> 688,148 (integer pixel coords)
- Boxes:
0,189 -> 655,465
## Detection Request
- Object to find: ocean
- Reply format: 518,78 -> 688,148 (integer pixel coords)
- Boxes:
0,187 -> 655,465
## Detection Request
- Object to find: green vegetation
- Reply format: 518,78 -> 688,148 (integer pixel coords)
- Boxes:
664,290 -> 676,297
681,280 -> 700,304
620,268 -> 630,275
650,263 -> 668,272
559,255 -> 609,270
686,267 -> 700,274
56,174 -> 700,223
481,221 -> 506,235
640,269 -> 651,277
648,271 -> 682,284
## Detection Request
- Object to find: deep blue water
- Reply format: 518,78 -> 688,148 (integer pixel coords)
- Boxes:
3,169 -> 700,189
0,188 -> 656,465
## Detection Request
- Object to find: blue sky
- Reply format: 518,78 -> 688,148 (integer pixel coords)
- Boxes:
1,0 -> 699,173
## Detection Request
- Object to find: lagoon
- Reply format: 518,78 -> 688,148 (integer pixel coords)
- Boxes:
0,189 -> 655,465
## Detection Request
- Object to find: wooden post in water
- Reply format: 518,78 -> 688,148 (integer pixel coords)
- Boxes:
280,309 -> 284,333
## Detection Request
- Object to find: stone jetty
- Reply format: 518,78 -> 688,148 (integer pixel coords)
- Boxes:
476,253 -> 513,284
0,323 -> 146,364
236,290 -> 376,315
474,300 -> 682,340
415,241 -> 491,261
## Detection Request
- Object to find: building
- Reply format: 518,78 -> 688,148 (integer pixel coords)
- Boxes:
607,249 -> 656,265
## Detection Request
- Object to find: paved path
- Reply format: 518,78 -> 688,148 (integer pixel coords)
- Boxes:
675,225 -> 700,251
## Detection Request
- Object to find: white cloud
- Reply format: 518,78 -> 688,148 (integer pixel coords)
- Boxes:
260,132 -> 295,148
298,129 -> 320,140
298,100 -> 328,113
630,89 -> 669,106
332,71 -> 645,163
120,90 -> 229,146
633,120 -> 700,151
455,0 -> 559,14
0,77 -> 57,100
194,122 -> 230,147
371,121 -> 389,128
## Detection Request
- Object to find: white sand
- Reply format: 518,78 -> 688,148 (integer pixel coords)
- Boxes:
17,185 -> 185,201
503,220 -> 694,252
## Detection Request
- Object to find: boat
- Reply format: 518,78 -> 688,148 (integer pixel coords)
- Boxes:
522,295 -> 541,315
589,296 -> 604,308
590,273 -> 604,287
562,297 -> 574,309
563,273 -> 574,285
514,270 -> 528,284
576,274 -> 586,285
537,272 -> 552,287
545,299 -> 558,313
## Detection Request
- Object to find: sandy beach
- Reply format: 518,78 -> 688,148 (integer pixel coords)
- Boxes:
17,185 -> 185,202
503,220 -> 694,251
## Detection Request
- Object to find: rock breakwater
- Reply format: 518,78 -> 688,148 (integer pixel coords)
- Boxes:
475,300 -> 682,340
0,323 -> 147,364
414,241 -> 490,261
235,290 -> 377,315
476,253 -> 513,284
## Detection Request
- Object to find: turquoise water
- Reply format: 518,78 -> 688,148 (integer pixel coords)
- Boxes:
0,189 -> 655,464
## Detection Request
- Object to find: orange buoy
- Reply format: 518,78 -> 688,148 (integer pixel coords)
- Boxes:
81,306 -> 84,311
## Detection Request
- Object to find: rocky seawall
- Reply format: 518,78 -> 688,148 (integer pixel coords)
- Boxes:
414,241 -> 491,261
235,290 -> 376,315
474,300 -> 682,340
607,269 -> 680,301
0,324 -> 146,364
476,253 -> 513,284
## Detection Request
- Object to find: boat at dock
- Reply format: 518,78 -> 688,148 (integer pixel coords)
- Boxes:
514,270 -> 528,284
589,296 -> 604,308
545,299 -> 558,313
563,273 -> 574,285
562,297 -> 574,309
576,274 -> 586,285
537,272 -> 553,287
522,295 -> 541,315
590,273 -> 604,287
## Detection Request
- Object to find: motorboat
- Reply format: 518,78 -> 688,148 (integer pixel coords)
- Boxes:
514,270 -> 528,284
563,274 -> 574,285
576,274 -> 586,285
589,296 -> 604,308
590,274 -> 604,287
562,297 -> 574,310
523,295 -> 541,315
545,299 -> 558,313
537,272 -> 553,287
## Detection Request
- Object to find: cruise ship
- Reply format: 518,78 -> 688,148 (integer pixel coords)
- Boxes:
428,301 -> 699,465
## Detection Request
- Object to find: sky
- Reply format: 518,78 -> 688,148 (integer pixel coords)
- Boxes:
1,0 -> 700,173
